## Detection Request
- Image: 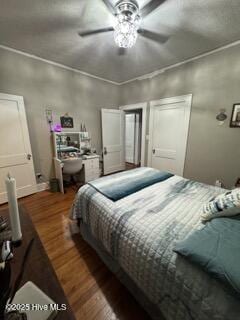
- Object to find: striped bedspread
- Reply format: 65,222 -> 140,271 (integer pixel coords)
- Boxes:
71,168 -> 240,320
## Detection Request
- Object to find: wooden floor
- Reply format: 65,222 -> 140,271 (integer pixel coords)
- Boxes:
2,188 -> 150,320
125,162 -> 140,170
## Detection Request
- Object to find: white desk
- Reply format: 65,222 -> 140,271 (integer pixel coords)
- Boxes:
54,155 -> 100,193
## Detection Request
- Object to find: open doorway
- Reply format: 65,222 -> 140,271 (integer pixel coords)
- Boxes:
124,109 -> 142,170
101,103 -> 146,176
120,102 -> 147,171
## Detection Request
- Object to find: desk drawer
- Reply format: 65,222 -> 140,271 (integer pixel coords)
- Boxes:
85,169 -> 100,182
84,158 -> 99,170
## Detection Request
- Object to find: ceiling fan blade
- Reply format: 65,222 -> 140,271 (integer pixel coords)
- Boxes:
118,47 -> 127,56
138,29 -> 169,44
140,0 -> 166,18
102,0 -> 116,15
78,27 -> 114,37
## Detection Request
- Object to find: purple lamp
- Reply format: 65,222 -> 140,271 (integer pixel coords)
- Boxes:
52,123 -> 62,132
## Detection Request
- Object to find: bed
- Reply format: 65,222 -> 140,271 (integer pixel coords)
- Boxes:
71,167 -> 240,320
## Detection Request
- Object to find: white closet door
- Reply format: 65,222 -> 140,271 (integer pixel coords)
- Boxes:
101,109 -> 125,175
0,93 -> 36,204
148,95 -> 192,176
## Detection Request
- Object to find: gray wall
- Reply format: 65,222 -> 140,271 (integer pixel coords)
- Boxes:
119,44 -> 240,188
0,48 -> 119,180
1,44 -> 240,188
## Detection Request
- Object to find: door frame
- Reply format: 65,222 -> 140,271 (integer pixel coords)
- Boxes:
119,102 -> 147,166
0,92 -> 37,203
148,94 -> 192,176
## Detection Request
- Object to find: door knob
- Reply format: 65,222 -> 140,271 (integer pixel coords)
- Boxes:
27,154 -> 32,160
104,147 -> 107,155
152,149 -> 155,154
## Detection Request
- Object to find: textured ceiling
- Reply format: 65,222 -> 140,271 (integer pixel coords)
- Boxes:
0,0 -> 240,83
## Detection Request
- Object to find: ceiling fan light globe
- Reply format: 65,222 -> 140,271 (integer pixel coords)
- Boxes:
114,31 -> 137,48
118,13 -> 125,23
114,19 -> 138,48
124,21 -> 131,33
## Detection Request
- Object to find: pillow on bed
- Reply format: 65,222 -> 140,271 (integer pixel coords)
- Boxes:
174,216 -> 240,297
201,188 -> 240,221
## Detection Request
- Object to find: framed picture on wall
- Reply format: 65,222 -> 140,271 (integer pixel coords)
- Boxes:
230,104 -> 240,127
60,115 -> 74,128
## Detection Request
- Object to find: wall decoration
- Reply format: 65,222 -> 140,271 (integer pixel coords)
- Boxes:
60,114 -> 74,128
216,109 -> 227,125
230,104 -> 240,127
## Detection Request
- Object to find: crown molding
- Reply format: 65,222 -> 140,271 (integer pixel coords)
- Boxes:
0,44 -> 120,86
1,39 -> 240,86
118,38 -> 240,85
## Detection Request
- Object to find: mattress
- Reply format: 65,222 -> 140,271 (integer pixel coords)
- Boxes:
71,170 -> 240,320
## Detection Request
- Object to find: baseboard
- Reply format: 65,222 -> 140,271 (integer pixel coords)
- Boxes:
36,182 -> 49,192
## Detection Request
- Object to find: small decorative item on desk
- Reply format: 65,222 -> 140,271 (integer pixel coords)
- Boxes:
80,123 -> 89,137
80,132 -> 89,139
80,123 -> 87,132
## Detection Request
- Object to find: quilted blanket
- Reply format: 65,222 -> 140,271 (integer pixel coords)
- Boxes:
88,167 -> 173,201
71,168 -> 240,320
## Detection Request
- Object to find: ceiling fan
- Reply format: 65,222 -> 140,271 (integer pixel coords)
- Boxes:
78,0 -> 169,50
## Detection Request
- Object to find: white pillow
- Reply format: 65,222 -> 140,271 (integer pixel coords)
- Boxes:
201,188 -> 240,221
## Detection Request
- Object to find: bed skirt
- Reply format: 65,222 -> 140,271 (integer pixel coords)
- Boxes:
80,222 -> 165,320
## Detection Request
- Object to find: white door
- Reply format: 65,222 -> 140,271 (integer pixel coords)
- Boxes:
148,95 -> 192,176
101,109 -> 125,175
0,93 -> 37,204
125,113 -> 135,163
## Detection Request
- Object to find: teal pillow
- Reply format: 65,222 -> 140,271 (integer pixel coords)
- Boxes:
174,217 -> 240,297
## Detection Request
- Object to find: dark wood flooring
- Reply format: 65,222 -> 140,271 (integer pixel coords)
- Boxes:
125,162 -> 140,170
1,189 -> 150,320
